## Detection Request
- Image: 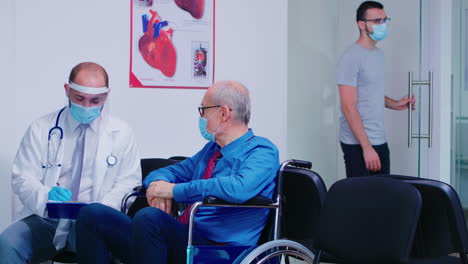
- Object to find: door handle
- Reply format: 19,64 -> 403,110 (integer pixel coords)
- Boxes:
428,72 -> 433,148
408,72 -> 433,148
408,72 -> 413,148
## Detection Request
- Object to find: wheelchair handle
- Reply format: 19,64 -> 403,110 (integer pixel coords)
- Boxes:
275,159 -> 312,240
280,159 -> 312,171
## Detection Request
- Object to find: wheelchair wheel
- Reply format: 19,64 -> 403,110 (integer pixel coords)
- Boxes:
238,239 -> 315,264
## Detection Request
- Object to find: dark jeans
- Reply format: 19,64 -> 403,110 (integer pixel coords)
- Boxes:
341,142 -> 390,178
76,203 -> 212,264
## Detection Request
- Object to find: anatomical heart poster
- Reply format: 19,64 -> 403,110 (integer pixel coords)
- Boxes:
130,0 -> 215,89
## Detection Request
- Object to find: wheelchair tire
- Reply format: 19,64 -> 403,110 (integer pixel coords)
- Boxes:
238,239 -> 315,264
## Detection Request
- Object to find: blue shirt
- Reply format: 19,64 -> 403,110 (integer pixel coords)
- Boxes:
143,129 -> 279,245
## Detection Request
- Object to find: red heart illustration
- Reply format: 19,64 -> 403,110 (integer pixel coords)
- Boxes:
138,10 -> 177,77
174,0 -> 205,19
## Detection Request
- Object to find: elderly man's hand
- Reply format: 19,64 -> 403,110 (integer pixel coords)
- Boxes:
147,197 -> 174,215
146,180 -> 176,215
147,180 -> 175,199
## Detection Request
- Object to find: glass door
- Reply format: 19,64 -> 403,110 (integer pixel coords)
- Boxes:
452,0 -> 468,208
382,0 -> 430,178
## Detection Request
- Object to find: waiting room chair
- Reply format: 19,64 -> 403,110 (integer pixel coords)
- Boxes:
168,155 -> 187,161
313,177 -> 422,264
380,174 -> 468,264
278,164 -> 340,263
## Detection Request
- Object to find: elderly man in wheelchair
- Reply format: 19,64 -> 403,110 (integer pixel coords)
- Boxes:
75,80 -> 288,263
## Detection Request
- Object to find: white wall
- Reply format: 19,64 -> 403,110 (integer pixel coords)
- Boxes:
287,0 -> 341,188
0,0 -> 16,232
1,0 -> 287,231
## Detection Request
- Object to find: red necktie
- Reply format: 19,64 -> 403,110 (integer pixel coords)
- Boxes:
178,150 -> 222,225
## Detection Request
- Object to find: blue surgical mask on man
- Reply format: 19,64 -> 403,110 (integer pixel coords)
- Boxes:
199,117 -> 214,141
69,101 -> 102,124
369,23 -> 388,41
198,108 -> 221,141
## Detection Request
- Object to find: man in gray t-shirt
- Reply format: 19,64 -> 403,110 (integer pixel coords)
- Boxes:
337,1 -> 415,178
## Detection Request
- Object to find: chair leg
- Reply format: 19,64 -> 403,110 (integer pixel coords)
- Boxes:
313,250 -> 322,264
460,253 -> 468,264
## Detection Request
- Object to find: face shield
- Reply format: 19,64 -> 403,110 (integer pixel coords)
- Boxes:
68,82 -> 110,124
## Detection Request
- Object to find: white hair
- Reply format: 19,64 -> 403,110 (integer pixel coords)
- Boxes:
212,81 -> 251,124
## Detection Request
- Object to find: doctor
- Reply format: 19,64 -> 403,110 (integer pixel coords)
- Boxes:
0,62 -> 141,263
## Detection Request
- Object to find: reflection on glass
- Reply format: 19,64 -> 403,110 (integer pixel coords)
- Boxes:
452,0 -> 468,209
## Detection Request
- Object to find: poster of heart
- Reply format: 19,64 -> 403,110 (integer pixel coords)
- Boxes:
130,0 -> 214,89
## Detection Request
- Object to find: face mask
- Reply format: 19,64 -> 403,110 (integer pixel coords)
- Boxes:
368,23 -> 388,41
198,108 -> 221,141
199,117 -> 214,141
69,101 -> 102,124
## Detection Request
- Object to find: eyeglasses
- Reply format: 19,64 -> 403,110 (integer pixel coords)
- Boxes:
198,105 -> 221,117
362,17 -> 391,24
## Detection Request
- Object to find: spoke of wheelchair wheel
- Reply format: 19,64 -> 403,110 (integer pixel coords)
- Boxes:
256,250 -> 311,264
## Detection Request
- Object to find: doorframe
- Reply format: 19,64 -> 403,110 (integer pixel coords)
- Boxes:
428,0 -> 452,184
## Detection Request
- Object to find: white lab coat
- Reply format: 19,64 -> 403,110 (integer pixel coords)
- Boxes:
11,107 -> 141,249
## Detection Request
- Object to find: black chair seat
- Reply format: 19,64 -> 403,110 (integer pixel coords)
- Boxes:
410,256 -> 463,264
379,174 -> 468,264
314,177 -> 422,264
52,250 -> 77,263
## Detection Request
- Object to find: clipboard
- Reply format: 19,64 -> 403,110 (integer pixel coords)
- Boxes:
47,202 -> 88,219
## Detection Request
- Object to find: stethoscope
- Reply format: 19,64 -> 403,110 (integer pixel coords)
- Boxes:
42,107 -> 118,168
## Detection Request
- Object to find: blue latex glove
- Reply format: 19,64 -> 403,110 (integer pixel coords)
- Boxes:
48,186 -> 72,201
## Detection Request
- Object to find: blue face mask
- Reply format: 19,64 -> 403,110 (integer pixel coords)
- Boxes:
198,107 -> 222,141
69,101 -> 102,124
199,117 -> 214,141
369,23 -> 388,41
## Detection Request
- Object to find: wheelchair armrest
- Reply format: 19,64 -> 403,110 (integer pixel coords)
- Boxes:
187,196 -> 277,246
133,185 -> 146,194
203,195 -> 274,206
120,188 -> 146,214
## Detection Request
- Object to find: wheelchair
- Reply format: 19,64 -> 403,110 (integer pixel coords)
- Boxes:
121,159 -> 317,264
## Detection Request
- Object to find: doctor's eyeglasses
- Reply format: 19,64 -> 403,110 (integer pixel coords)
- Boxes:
198,105 -> 221,117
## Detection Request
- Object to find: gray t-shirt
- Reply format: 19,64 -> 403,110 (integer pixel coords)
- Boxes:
337,43 -> 386,145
